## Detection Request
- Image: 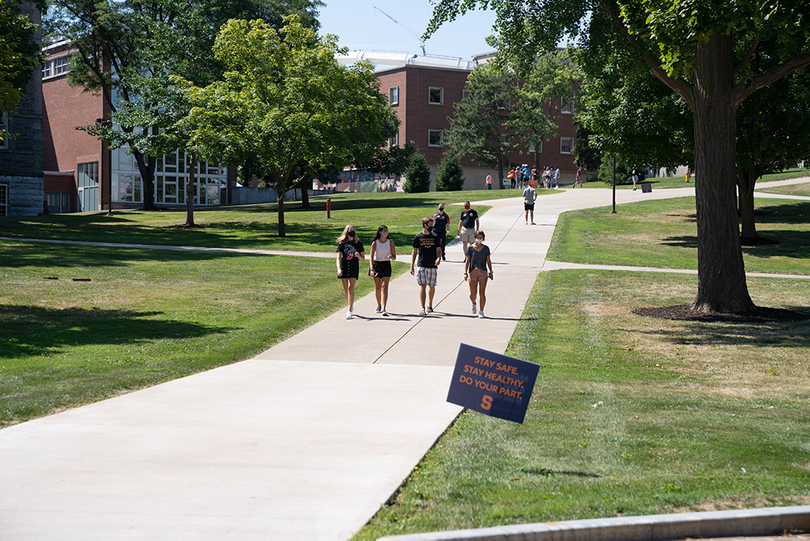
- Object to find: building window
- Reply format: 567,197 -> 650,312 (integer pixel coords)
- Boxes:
428,129 -> 443,147
529,142 -> 543,153
462,87 -> 470,100
389,86 -> 399,105
560,137 -> 575,154
54,56 -> 70,75
42,62 -> 51,78
77,161 -> 99,212
496,99 -> 511,110
0,113 -> 7,150
389,131 -> 399,148
428,86 -> 444,105
0,184 -> 7,216
561,97 -> 574,114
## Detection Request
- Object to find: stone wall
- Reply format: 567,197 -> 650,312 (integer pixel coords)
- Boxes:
1,175 -> 43,216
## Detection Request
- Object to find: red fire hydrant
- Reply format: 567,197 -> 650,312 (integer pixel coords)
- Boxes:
326,198 -> 331,219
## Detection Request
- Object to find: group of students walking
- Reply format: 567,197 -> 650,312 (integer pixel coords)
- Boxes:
335,201 -> 493,320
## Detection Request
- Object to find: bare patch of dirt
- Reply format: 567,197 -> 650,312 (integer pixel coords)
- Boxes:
633,305 -> 810,323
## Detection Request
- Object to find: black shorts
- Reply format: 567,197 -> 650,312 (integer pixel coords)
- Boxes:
338,265 -> 359,279
524,202 -> 535,211
373,260 -> 392,278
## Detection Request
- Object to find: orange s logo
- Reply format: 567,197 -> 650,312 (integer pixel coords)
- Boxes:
481,395 -> 492,410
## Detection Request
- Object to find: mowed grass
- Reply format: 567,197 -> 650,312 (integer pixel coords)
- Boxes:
0,189 -> 530,253
547,196 -> 810,276
0,241 -> 407,428
352,270 -> 810,539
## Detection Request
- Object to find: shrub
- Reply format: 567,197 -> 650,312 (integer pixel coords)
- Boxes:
404,154 -> 432,193
434,155 -> 465,191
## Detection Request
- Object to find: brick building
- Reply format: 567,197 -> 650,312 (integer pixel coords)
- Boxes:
0,1 -> 43,217
337,51 -> 578,191
41,41 -> 232,213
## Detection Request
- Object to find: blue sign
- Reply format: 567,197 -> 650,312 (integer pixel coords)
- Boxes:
446,343 -> 539,424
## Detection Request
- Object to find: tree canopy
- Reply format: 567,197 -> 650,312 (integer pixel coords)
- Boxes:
0,0 -> 41,140
45,0 -> 323,210
176,16 -> 398,236
429,0 -> 810,313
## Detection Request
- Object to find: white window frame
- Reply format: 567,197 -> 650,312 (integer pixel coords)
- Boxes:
389,131 -> 399,148
428,129 -> 443,147
0,183 -> 8,216
54,55 -> 70,76
389,86 -> 399,105
560,137 -> 575,154
561,97 -> 574,114
428,86 -> 444,105
42,61 -> 51,79
529,142 -> 543,153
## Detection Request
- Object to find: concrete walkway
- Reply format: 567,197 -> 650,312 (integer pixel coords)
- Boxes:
1,180 -> 807,540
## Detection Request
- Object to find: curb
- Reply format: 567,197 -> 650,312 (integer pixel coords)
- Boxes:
377,505 -> 810,541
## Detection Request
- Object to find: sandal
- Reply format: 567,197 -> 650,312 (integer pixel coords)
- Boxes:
419,310 -> 427,316
426,306 -> 433,313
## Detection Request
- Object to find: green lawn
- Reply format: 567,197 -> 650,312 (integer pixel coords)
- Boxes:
352,270 -> 810,539
547,196 -> 810,276
0,189 -> 529,253
0,241 -> 411,428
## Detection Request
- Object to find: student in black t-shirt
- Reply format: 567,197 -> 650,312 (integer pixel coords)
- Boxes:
336,224 -> 365,320
432,204 -> 450,261
410,216 -> 442,316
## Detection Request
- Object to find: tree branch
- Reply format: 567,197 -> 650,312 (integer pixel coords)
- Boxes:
599,0 -> 694,109
734,52 -> 810,107
734,37 -> 760,74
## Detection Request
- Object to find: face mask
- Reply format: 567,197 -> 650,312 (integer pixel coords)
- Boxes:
475,239 -> 483,244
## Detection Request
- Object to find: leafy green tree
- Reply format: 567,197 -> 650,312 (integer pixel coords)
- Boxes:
509,48 -> 580,171
0,0 -> 42,142
435,155 -> 465,191
177,17 -> 397,236
444,61 -> 514,189
429,0 -> 810,313
366,141 -> 417,180
403,154 -> 431,193
46,0 -> 322,211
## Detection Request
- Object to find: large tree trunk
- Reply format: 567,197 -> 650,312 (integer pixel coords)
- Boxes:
737,168 -> 758,241
691,35 -> 755,313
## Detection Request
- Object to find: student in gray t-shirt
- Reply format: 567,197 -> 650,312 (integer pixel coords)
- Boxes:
463,230 -> 494,319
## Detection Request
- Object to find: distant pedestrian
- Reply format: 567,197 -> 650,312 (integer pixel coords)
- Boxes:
464,230 -> 494,319
411,216 -> 442,316
523,182 -> 537,225
573,167 -> 583,188
432,204 -> 451,261
336,224 -> 365,320
486,173 -> 493,190
457,200 -> 480,257
554,167 -> 560,188
369,225 -> 396,316
507,168 -> 516,189
632,167 -> 639,191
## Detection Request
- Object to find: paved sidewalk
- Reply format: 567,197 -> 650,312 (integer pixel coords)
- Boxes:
0,181 -> 807,540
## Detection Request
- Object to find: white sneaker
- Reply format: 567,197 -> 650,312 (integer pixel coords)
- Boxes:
346,311 -> 353,320
471,303 -> 477,314
531,222 -> 536,225
375,306 -> 382,313
381,309 -> 388,316
478,310 -> 485,319
525,221 -> 528,225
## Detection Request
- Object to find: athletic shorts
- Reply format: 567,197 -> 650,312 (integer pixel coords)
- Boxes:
524,202 -> 535,211
459,227 -> 476,244
372,260 -> 392,278
416,266 -> 438,287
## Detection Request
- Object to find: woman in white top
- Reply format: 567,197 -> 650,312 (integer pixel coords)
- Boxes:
369,225 -> 396,316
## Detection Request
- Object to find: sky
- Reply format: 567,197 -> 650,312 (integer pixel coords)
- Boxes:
316,0 -> 500,60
